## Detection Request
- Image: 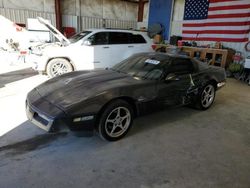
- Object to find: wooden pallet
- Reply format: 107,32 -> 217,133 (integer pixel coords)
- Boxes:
181,46 -> 228,68
155,45 -> 228,68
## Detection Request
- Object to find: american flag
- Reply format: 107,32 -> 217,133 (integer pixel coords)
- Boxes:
182,0 -> 250,42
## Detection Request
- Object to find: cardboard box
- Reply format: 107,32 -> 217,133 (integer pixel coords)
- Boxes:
153,34 -> 162,44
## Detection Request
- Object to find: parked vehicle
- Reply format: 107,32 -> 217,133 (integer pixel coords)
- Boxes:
26,53 -> 226,141
28,17 -> 154,77
0,15 -> 30,51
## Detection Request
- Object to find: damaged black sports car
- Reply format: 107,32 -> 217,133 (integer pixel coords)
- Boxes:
26,53 -> 226,141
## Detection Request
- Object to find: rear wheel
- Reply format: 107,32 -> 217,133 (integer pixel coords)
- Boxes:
98,100 -> 134,141
196,84 -> 216,110
46,58 -> 73,77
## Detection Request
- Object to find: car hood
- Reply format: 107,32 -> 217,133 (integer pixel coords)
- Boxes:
37,17 -> 70,45
35,70 -> 139,110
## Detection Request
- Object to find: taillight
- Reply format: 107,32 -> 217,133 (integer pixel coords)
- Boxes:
151,44 -> 157,50
20,51 -> 27,55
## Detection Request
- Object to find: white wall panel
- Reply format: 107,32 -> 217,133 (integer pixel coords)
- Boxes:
170,0 -> 185,36
1,0 -> 54,12
62,0 -> 137,21
43,0 -> 55,13
0,7 -> 56,26
143,2 -> 149,22
81,0 -> 103,17
81,16 -> 103,29
172,0 -> 184,21
170,21 -> 183,36
62,15 -> 78,28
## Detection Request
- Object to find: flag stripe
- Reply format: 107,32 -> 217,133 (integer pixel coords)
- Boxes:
209,0 -> 238,3
209,4 -> 250,11
183,29 -> 250,34
208,13 -> 250,19
182,37 -> 249,42
182,33 -> 248,39
183,17 -> 250,23
182,0 -> 250,43
208,9 -> 250,15
183,25 -> 250,31
183,21 -> 250,27
209,0 -> 250,7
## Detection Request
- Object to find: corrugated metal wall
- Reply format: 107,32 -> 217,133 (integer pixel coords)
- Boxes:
62,15 -> 78,29
62,14 -> 137,31
103,18 -> 136,29
1,8 -> 137,32
81,16 -> 103,29
0,7 -> 56,26
170,0 -> 250,58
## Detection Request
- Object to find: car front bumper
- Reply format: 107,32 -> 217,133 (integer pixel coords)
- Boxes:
26,101 -> 62,132
26,53 -> 47,72
26,101 -> 96,134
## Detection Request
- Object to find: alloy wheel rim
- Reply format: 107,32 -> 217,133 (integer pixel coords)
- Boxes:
201,85 -> 215,108
105,107 -> 131,138
51,62 -> 69,76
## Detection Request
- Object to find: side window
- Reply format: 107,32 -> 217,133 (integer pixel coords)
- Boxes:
87,32 -> 108,45
168,58 -> 194,75
109,32 -> 130,44
130,34 -> 146,44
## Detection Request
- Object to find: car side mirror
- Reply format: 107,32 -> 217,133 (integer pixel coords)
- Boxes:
82,40 -> 92,46
165,73 -> 180,82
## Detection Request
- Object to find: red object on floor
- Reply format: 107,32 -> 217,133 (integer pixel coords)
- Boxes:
151,44 -> 157,50
14,23 -> 24,32
177,40 -> 183,47
63,27 -> 76,38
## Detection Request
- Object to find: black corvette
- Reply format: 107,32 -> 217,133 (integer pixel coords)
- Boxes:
26,53 -> 226,141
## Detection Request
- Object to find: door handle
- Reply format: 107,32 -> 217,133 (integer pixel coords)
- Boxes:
128,46 -> 134,48
103,46 -> 109,49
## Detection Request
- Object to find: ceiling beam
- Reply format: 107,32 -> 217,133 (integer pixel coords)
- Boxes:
138,0 -> 146,22
55,0 -> 62,32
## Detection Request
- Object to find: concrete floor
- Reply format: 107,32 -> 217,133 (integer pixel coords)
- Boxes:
0,69 -> 250,188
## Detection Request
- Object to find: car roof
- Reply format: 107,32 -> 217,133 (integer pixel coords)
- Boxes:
85,28 -> 147,34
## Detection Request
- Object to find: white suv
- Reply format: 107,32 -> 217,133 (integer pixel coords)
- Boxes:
28,17 -> 154,77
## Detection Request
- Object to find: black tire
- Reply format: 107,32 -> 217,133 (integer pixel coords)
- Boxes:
195,83 -> 216,110
46,58 -> 73,78
98,99 -> 134,141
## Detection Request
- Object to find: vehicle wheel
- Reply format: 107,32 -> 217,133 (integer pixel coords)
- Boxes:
196,83 -> 216,110
46,58 -> 73,77
98,100 -> 134,141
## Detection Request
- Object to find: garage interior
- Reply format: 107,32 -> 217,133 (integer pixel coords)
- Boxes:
0,0 -> 250,188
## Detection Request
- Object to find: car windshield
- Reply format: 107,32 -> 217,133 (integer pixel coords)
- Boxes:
112,54 -> 170,80
69,31 -> 92,43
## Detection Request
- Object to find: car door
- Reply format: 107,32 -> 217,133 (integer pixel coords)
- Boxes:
86,32 -> 110,69
107,32 -> 132,67
128,33 -> 153,54
156,58 -> 195,106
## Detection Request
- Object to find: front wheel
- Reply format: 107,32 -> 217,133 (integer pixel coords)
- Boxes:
196,84 -> 216,110
98,100 -> 134,141
46,58 -> 73,78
